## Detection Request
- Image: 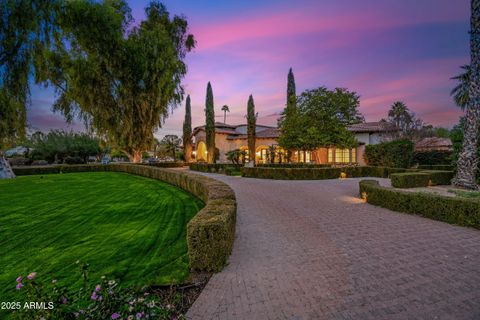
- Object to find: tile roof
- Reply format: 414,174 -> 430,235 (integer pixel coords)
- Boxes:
347,121 -> 398,133
415,137 -> 452,150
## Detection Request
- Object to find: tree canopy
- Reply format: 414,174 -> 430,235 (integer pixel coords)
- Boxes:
0,1 -> 195,163
279,86 -> 363,151
205,82 -> 215,163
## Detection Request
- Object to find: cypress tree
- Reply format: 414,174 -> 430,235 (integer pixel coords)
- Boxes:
247,95 -> 257,164
183,95 -> 192,162
278,68 -> 300,162
205,82 -> 216,163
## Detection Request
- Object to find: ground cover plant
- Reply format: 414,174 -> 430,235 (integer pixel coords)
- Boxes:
0,172 -> 204,312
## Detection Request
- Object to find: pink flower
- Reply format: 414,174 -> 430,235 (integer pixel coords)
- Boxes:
61,297 -> 68,304
16,283 -> 23,290
143,292 -> 149,296
27,272 -> 37,280
135,312 -> 144,319
111,313 -> 121,319
91,292 -> 98,301
95,285 -> 101,292
16,276 -> 22,283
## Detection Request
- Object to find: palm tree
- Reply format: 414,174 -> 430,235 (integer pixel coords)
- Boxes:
453,0 -> 480,190
161,135 -> 182,161
451,65 -> 471,110
387,101 -> 413,136
221,105 -> 230,124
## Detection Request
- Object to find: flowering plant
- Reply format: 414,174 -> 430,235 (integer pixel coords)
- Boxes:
12,263 -> 184,320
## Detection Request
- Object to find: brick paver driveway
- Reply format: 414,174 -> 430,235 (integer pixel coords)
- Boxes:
187,174 -> 480,320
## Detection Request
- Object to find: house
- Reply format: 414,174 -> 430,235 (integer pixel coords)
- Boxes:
414,137 -> 453,152
191,121 -> 397,165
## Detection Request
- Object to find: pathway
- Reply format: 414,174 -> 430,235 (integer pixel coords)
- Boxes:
186,174 -> 480,320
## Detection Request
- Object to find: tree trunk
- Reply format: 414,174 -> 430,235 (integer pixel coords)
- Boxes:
130,150 -> 142,163
0,154 -> 16,179
453,0 -> 480,190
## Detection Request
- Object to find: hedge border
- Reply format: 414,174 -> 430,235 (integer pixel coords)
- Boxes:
189,163 -> 243,174
359,180 -> 480,229
12,164 -> 236,272
240,166 -> 420,180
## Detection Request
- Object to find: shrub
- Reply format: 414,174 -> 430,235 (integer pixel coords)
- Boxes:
12,164 -> 236,272
225,167 -> 241,176
7,157 -> 30,166
364,139 -> 414,168
189,163 -> 243,174
144,162 -> 185,168
256,163 -> 331,168
421,170 -> 454,186
359,180 -> 480,229
11,265 -> 181,320
412,150 -> 452,165
417,164 -> 454,171
64,156 -> 85,165
31,160 -> 49,166
390,172 -> 430,188
241,166 -> 420,180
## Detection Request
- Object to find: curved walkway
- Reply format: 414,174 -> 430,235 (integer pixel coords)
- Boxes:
187,174 -> 480,320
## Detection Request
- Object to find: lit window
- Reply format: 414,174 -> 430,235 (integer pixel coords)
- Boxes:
328,148 -> 356,163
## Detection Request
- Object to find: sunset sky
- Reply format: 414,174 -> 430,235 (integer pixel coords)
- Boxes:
28,0 -> 470,138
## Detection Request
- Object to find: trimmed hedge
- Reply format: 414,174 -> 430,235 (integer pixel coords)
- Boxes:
417,164 -> 454,171
412,151 -> 452,166
256,163 -> 331,168
189,163 -> 243,174
359,180 -> 480,229
390,172 -> 430,188
12,164 -> 236,272
241,166 -> 420,180
144,162 -> 185,168
364,139 -> 414,168
422,170 -> 454,186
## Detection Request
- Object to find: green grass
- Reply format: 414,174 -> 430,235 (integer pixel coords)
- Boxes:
0,172 -> 204,300
448,189 -> 480,199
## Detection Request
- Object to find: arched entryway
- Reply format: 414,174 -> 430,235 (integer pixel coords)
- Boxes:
196,141 -> 207,162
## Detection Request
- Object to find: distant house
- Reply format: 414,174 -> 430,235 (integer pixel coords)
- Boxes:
414,137 -> 453,152
191,121 -> 397,165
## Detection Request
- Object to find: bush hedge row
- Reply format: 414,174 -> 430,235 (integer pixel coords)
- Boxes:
143,162 -> 186,168
417,164 -> 454,171
412,151 -> 452,166
12,164 -> 236,272
256,163 -> 332,168
359,180 -> 480,229
189,163 -> 243,173
390,172 -> 430,188
241,166 -> 420,180
364,139 -> 414,168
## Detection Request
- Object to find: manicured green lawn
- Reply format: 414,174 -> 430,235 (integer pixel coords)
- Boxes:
0,172 -> 203,300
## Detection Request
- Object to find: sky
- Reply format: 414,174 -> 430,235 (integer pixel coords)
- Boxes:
28,0 -> 470,139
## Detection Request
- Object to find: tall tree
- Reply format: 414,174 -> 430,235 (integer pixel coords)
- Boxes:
278,68 -> 302,160
453,0 -> 480,189
387,101 -> 414,135
247,95 -> 257,165
205,82 -> 216,163
451,65 -> 471,110
161,135 -> 181,161
221,105 -> 230,124
183,95 -> 192,162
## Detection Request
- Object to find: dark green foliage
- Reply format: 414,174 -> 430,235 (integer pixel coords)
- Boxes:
224,167 -> 242,176
364,139 -> 414,168
226,149 -> 243,164
257,163 -> 331,168
144,162 -> 185,168
183,95 -> 193,162
241,166 -> 421,180
160,135 -> 182,160
421,170 -> 455,186
451,65 -> 471,110
390,173 -> 430,188
359,180 -> 480,229
247,95 -> 256,164
417,164 -> 455,171
12,163 -> 237,273
189,163 -> 243,174
63,155 -> 84,165
28,130 -> 101,164
412,151 -> 453,165
278,68 -> 302,153
205,82 -> 216,163
279,86 -> 362,152
0,171 -> 204,307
